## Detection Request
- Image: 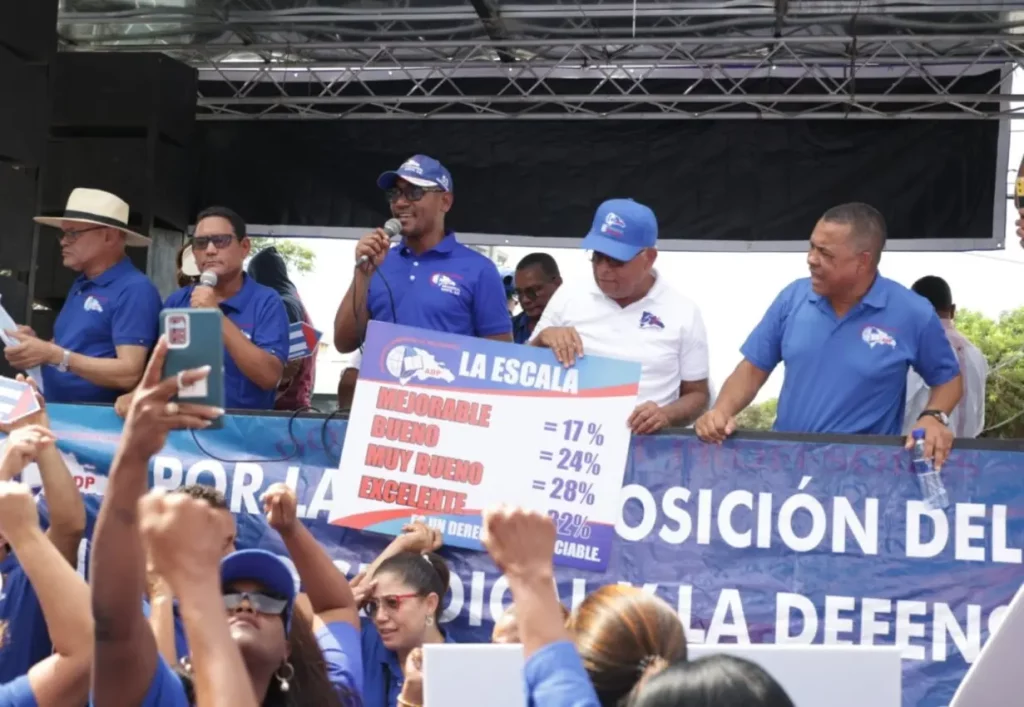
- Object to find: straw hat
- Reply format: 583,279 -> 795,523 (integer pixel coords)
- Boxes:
180,244 -> 199,277
34,188 -> 151,247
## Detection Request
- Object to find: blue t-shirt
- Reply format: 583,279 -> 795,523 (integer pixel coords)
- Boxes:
43,257 -> 161,403
367,233 -> 512,338
138,655 -> 189,707
525,641 -> 600,707
0,674 -> 37,707
360,622 -> 456,707
0,554 -> 51,683
741,276 -> 961,435
163,275 -> 290,410
316,621 -> 364,707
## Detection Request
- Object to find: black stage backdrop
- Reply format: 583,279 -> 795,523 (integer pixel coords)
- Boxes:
194,87 -> 999,245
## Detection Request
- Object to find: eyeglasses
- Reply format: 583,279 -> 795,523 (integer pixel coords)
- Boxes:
363,593 -> 420,616
192,234 -> 237,250
513,282 -> 553,302
223,591 -> 289,615
58,225 -> 105,242
385,186 -> 443,203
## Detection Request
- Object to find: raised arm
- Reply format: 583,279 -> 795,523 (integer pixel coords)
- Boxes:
91,338 -> 222,705
0,430 -> 92,707
140,490 -> 259,707
262,484 -> 358,626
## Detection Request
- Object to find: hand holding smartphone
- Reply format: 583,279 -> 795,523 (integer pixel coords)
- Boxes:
161,308 -> 225,428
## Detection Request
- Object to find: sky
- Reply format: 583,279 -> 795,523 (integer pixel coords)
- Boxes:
283,109 -> 1024,404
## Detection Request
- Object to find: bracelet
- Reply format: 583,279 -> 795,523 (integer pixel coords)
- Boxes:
397,698 -> 421,707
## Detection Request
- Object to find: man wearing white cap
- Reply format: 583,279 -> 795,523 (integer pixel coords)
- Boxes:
4,189 -> 162,404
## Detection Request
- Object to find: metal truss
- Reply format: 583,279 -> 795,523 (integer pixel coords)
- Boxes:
56,1 -> 1024,119
182,35 -> 1024,120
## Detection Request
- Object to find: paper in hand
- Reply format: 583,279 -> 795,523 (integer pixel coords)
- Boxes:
0,296 -> 45,393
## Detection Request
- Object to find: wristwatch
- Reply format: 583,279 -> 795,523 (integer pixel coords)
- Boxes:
57,349 -> 71,373
918,409 -> 949,426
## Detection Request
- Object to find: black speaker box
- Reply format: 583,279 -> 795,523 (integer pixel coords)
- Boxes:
0,50 -> 49,166
0,2 -> 58,64
50,53 -> 197,147
0,163 -> 40,272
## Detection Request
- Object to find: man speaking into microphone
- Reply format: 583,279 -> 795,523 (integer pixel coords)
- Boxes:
333,154 -> 512,354
118,207 -> 289,413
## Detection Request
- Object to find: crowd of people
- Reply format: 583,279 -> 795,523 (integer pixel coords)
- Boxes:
0,362 -> 799,706
0,152 -> 1000,706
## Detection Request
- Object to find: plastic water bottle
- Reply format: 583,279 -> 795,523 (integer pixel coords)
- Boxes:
911,428 -> 950,510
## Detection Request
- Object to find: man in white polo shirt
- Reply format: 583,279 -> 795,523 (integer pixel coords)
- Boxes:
530,198 -> 710,433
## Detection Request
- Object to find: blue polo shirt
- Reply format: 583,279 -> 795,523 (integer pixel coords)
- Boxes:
43,257 -> 161,404
512,312 -> 533,344
140,599 -> 189,663
741,276 -> 960,435
163,275 -> 289,410
367,232 -> 511,338
361,622 -> 456,707
525,641 -> 600,707
0,554 -> 51,682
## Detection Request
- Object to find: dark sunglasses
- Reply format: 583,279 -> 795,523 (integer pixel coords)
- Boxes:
514,282 -> 554,301
58,225 -> 105,242
363,593 -> 420,616
223,591 -> 289,615
192,234 -> 238,250
385,186 -> 443,203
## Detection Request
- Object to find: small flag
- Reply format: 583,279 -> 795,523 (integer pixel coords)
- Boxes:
0,377 -> 41,425
288,321 -> 322,361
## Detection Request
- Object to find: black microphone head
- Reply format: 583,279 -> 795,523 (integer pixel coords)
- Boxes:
199,271 -> 218,287
383,218 -> 403,238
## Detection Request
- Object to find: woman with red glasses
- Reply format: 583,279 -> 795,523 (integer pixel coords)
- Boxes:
352,524 -> 455,707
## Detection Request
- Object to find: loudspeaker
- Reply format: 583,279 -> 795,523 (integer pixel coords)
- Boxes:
0,163 -> 40,272
0,2 -> 58,64
51,53 -> 197,147
0,50 -> 48,166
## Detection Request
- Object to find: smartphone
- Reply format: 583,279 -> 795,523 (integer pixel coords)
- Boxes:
161,308 -> 225,429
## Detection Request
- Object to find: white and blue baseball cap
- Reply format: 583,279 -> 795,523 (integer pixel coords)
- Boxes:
581,198 -> 658,262
377,154 -> 454,192
221,549 -> 296,630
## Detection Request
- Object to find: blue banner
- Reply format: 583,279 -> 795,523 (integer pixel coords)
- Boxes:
25,404 -> 1024,707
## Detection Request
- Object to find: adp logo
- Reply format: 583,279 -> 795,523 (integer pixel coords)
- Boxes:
384,345 -> 456,386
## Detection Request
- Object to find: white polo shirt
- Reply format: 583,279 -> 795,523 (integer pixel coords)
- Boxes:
530,271 -> 709,407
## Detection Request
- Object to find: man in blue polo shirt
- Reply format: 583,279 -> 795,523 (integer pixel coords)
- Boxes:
147,207 -> 288,411
332,154 -> 512,352
695,203 -> 962,469
4,188 -> 161,403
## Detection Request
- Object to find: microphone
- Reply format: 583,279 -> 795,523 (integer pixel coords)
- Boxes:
357,218 -> 403,267
199,271 -> 218,288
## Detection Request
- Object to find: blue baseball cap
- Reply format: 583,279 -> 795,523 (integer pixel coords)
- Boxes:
221,549 -> 296,630
377,154 -> 453,192
580,198 -> 658,262
499,267 -> 516,298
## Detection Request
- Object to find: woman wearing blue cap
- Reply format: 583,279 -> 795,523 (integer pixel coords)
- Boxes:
89,338 -> 360,707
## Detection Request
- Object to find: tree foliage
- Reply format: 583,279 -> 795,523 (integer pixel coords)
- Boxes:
729,308 -> 1024,438
248,237 -> 316,274
735,397 -> 778,431
953,308 -> 1024,439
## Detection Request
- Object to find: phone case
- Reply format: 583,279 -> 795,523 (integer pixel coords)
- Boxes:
161,308 -> 225,429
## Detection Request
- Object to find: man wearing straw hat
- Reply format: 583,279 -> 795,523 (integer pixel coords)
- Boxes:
4,188 -> 162,404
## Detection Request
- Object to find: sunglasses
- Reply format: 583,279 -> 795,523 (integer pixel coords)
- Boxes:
385,186 -> 443,203
513,282 -> 554,301
363,593 -> 420,616
192,234 -> 238,250
223,591 -> 289,616
590,251 -> 636,268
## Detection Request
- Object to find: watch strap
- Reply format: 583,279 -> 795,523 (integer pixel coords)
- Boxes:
918,409 -> 948,425
57,349 -> 72,372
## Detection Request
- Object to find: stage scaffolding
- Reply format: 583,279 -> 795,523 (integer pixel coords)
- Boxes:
56,1 -> 1024,120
